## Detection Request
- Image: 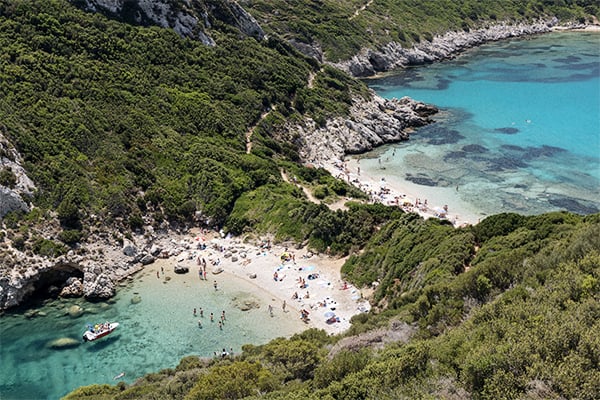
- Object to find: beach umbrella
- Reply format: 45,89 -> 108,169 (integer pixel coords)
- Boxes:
324,311 -> 336,318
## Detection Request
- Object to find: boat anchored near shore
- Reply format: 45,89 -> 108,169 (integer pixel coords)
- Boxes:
83,322 -> 119,342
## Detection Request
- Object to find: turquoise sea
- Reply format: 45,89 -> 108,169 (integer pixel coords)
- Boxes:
364,32 -> 600,219
0,260 -> 304,400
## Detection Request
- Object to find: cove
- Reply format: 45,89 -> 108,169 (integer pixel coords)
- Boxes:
362,31 -> 600,220
0,260 -> 305,400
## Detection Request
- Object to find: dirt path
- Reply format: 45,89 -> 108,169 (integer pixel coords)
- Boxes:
281,169 -> 350,211
246,108 -> 273,154
350,0 -> 374,20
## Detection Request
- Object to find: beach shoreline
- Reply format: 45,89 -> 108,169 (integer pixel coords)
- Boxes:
143,229 -> 370,336
322,156 -> 481,228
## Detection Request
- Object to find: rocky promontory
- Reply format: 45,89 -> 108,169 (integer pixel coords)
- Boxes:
333,19 -> 560,77
281,92 -> 438,166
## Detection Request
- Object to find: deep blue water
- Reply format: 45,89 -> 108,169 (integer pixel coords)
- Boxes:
364,32 -> 600,218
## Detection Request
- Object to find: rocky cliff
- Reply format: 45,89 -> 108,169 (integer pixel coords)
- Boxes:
279,92 -> 437,167
72,0 -> 265,45
0,132 -> 36,218
333,19 -> 560,77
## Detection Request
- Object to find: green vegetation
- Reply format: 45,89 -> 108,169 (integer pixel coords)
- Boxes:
3,0 -> 599,399
247,0 -> 599,61
62,213 -> 600,399
0,0 -> 366,241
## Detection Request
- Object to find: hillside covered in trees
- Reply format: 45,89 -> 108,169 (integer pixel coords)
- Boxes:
1,0 -> 599,399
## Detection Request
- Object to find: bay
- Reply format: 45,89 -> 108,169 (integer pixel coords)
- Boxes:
0,260 -> 304,400
362,31 -> 600,220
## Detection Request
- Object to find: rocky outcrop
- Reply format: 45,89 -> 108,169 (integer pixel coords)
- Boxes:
333,19 -> 558,77
283,92 -> 437,166
0,132 -> 36,218
72,0 -> 264,46
83,271 -> 116,300
59,277 -> 84,298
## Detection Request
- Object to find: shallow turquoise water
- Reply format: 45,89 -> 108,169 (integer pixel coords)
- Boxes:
365,32 -> 600,218
0,262 -> 304,400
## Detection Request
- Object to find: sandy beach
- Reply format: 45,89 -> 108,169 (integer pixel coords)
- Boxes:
322,157 -> 481,227
145,229 -> 370,336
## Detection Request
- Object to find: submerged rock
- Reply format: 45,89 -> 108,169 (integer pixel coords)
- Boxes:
67,305 -> 84,318
47,337 -> 80,349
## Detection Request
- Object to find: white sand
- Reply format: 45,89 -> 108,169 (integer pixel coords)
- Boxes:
148,229 -> 370,336
322,157 -> 481,227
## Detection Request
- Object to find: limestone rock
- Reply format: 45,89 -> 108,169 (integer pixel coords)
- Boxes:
60,278 -> 84,298
139,254 -> 155,265
150,244 -> 162,257
334,20 -> 557,77
0,132 -> 36,217
70,0 -> 265,45
83,272 -> 115,300
122,239 -> 137,257
285,93 -> 437,166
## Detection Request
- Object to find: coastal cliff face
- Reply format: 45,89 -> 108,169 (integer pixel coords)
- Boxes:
282,93 -> 438,166
71,0 -> 265,45
0,133 -> 35,218
332,19 -> 559,77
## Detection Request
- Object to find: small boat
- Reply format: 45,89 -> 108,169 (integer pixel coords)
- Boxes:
83,322 -> 119,342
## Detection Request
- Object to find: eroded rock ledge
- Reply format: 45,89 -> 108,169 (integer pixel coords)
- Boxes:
282,92 -> 437,166
332,19 -> 560,77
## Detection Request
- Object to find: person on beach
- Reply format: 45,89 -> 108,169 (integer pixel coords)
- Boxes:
198,320 -> 202,328
292,291 -> 298,300
221,310 -> 226,321
156,271 -> 160,279
218,320 -> 223,330
193,308 -> 197,317
210,312 -> 214,322
200,308 -> 204,318
282,300 -> 287,312
213,280 -> 218,290
268,304 -> 274,317
161,266 -> 164,275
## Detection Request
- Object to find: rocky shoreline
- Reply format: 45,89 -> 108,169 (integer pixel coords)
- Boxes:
332,19 -> 563,77
287,94 -> 438,167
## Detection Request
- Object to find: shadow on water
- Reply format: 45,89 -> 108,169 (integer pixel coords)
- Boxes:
85,334 -> 121,352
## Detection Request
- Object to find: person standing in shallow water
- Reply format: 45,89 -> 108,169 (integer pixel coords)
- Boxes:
213,280 -> 218,290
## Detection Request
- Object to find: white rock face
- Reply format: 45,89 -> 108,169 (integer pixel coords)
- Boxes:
0,132 -> 36,217
281,92 -> 437,166
72,0 -> 264,46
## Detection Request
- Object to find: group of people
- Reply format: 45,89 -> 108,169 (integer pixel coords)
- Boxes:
195,308 -> 226,330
